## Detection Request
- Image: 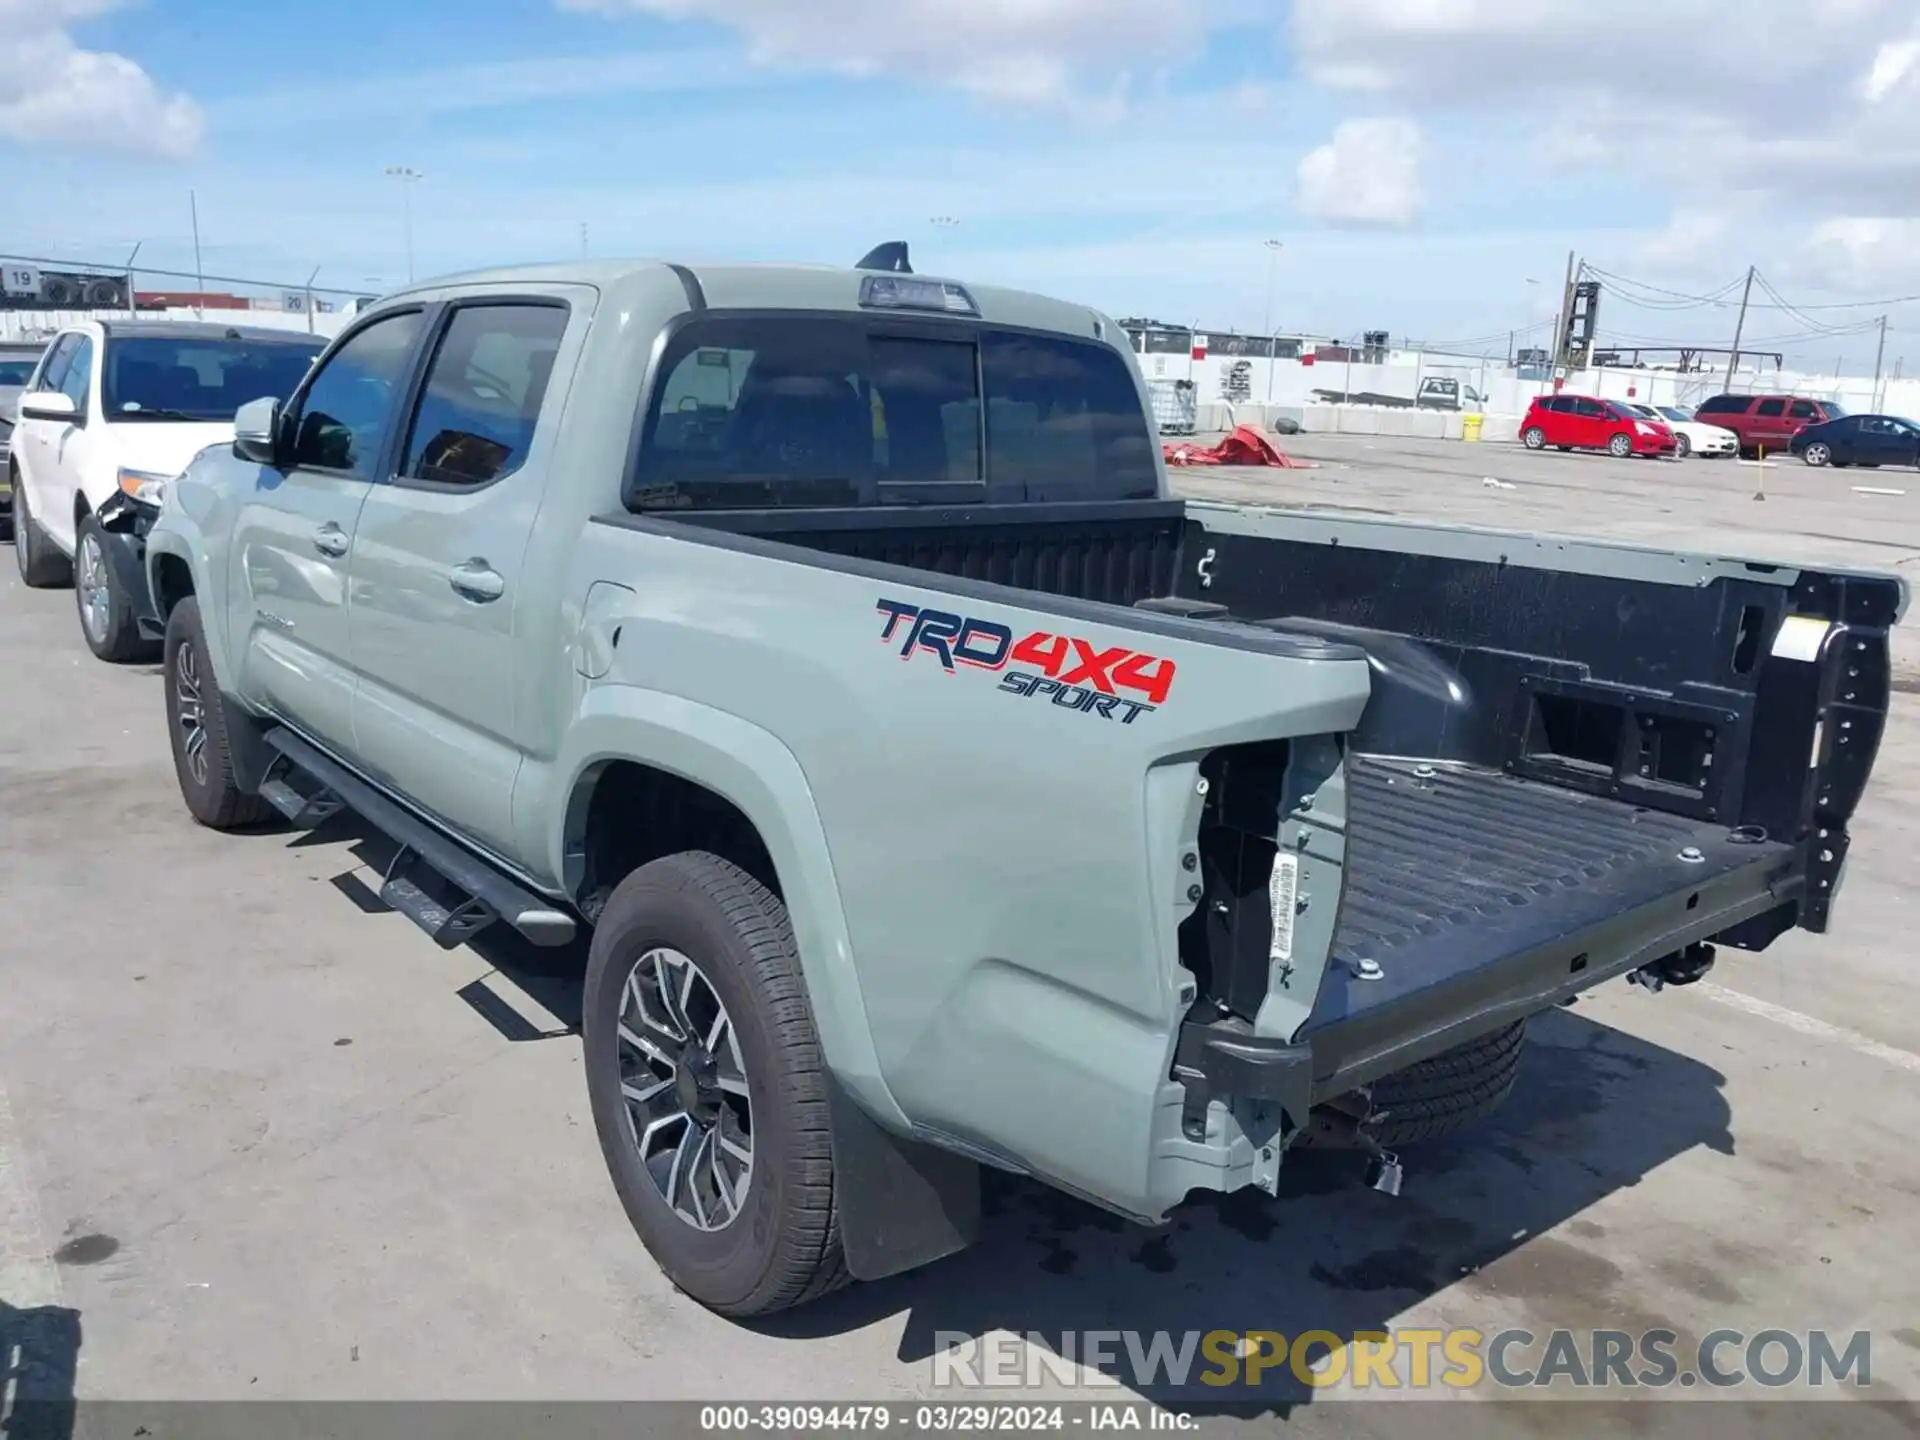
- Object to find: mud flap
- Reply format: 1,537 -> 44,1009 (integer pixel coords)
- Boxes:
827,1075 -> 980,1282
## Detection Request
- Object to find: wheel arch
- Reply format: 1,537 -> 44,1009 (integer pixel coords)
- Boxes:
144,526 -> 239,694
554,693 -> 905,1131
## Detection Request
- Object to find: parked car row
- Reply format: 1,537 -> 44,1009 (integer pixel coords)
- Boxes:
7,319 -> 325,657
1515,389 -> 1919,467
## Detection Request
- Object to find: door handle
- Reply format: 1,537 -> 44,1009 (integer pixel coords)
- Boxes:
313,522 -> 349,558
449,559 -> 505,604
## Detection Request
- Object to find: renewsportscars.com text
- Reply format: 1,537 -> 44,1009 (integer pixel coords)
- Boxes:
933,1327 -> 1874,1392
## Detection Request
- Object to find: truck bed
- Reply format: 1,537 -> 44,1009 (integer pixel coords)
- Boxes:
1301,755 -> 1795,1095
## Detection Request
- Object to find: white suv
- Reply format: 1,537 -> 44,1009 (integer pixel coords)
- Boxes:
11,319 -> 324,657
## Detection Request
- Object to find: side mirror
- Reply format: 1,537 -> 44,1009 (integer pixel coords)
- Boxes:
233,396 -> 283,466
21,391 -> 77,424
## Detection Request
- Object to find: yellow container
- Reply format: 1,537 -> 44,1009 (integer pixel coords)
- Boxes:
1462,413 -> 1485,443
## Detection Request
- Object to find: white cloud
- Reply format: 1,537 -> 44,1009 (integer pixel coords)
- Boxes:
1290,0 -> 1920,256
1296,117 -> 1422,228
0,0 -> 200,156
561,0 -> 1206,113
1789,217 -> 1920,293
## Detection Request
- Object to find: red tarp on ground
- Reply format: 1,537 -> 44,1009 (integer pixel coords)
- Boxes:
1162,424 -> 1312,468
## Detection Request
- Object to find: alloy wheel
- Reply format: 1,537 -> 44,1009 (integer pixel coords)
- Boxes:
616,946 -> 754,1232
173,636 -> 210,786
1805,443 -> 1831,467
77,533 -> 110,644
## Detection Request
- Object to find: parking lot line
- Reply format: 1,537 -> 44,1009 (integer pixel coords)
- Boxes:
0,1080 -> 63,1310
1697,982 -> 1920,1076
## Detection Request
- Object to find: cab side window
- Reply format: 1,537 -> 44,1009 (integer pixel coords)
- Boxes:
59,338 -> 93,415
399,303 -> 569,488
290,311 -> 427,477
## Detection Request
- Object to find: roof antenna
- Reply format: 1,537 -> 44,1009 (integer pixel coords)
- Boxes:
856,241 -> 912,274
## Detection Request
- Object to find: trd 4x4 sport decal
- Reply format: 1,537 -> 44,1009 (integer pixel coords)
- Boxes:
875,598 -> 1176,724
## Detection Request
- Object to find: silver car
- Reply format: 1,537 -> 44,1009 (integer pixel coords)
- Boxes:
0,338 -> 49,532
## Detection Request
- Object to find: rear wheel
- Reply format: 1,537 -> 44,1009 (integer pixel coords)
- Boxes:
1803,442 -> 1831,467
1521,426 -> 1546,450
1607,432 -> 1634,458
583,851 -> 848,1317
12,479 -> 72,589
1674,433 -> 1691,459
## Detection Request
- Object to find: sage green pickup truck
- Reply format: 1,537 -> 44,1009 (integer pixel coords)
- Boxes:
143,247 -> 1902,1317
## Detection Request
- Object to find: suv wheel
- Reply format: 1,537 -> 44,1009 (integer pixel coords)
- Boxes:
583,851 -> 848,1317
74,515 -> 158,663
1521,426 -> 1546,449
163,596 -> 273,829
12,479 -> 72,589
1607,432 -> 1634,458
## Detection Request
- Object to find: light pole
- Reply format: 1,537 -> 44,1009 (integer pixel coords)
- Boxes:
1524,277 -> 1541,364
304,264 -> 321,334
1262,239 -> 1284,338
385,166 -> 423,283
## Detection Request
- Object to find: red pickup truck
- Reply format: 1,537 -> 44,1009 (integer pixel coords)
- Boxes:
1694,393 -> 1846,457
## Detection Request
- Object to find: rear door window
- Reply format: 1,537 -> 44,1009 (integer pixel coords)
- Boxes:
1756,399 -> 1787,417
631,317 -> 1154,508
398,302 -> 569,488
1788,400 -> 1818,419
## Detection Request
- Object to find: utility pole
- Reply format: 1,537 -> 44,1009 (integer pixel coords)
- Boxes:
304,264 -> 321,334
1725,265 -> 1755,387
1871,314 -> 1889,412
189,190 -> 205,317
1545,250 -> 1575,390
124,239 -> 143,318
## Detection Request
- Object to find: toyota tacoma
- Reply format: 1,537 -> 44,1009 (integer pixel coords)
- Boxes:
141,247 -> 1902,1317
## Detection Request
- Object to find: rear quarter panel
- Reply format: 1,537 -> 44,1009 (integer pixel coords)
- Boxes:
549,519 -> 1371,1213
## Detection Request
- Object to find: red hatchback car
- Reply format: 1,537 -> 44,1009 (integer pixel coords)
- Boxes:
1520,394 -> 1678,458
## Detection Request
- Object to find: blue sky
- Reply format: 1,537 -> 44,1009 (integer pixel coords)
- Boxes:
5,0 -> 1920,368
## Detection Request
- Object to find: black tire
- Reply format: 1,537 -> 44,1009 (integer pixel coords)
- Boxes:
1301,1021 -> 1527,1150
1521,426 -> 1546,450
73,514 -> 158,663
1607,432 -> 1634,458
163,596 -> 273,830
12,476 -> 72,589
1674,433 -> 1691,459
583,852 -> 847,1317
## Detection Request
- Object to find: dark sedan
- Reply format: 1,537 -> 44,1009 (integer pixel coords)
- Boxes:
1790,413 -> 1920,468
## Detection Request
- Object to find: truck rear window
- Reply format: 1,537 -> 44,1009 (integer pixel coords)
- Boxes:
628,316 -> 1156,509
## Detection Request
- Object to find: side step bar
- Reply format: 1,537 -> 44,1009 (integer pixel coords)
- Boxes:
262,726 -> 577,950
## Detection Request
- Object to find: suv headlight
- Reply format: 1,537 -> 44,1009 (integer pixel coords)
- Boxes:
117,467 -> 175,509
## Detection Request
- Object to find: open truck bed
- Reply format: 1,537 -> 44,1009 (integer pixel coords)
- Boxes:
623,493 -> 1898,1130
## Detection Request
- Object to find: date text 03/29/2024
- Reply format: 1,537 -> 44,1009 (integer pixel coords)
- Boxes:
876,599 -> 1179,725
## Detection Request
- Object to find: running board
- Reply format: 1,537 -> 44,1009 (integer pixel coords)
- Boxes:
262,727 -> 577,950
